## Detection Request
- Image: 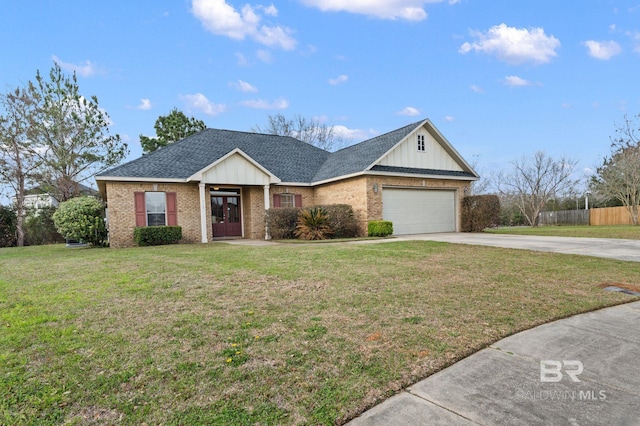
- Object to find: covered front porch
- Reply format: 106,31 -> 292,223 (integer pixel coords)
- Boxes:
189,148 -> 280,243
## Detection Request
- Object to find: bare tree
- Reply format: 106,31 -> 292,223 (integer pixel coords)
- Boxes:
469,155 -> 491,195
0,87 -> 41,246
496,151 -> 579,226
591,114 -> 640,225
252,114 -> 344,151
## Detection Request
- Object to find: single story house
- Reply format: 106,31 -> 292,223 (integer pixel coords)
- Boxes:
96,118 -> 478,248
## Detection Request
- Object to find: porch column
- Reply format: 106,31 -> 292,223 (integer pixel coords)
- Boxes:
199,183 -> 208,243
263,185 -> 271,240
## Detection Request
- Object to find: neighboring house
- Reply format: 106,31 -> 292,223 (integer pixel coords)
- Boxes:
96,118 -> 479,248
13,183 -> 98,211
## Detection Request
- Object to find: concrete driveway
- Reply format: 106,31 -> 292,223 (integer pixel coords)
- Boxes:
385,233 -> 640,263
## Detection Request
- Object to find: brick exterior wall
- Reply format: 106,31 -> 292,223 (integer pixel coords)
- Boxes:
314,176 -> 369,235
104,177 -> 471,247
367,176 -> 469,232
242,186 -> 265,240
314,175 -> 469,236
105,182 -> 203,248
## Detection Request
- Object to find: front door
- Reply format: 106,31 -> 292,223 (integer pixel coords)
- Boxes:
211,191 -> 242,237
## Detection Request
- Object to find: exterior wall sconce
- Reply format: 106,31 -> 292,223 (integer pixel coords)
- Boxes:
372,183 -> 379,193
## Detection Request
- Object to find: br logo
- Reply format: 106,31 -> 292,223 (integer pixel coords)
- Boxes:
540,360 -> 584,382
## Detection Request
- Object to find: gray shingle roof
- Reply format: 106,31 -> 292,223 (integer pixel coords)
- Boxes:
98,119 -> 471,184
370,165 -> 477,178
311,120 -> 421,182
97,129 -> 330,183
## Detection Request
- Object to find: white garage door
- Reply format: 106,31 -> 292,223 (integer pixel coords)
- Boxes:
382,188 -> 456,235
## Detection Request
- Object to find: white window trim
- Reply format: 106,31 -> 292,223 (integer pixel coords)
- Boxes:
145,191 -> 167,226
417,134 -> 426,152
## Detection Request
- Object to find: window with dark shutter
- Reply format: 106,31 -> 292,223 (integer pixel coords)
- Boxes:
134,192 -> 146,226
166,192 -> 177,225
134,191 -> 178,227
273,193 -> 302,208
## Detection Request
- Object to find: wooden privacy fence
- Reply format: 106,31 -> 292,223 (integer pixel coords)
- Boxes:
589,206 -> 634,226
538,210 -> 589,226
538,206 -> 634,226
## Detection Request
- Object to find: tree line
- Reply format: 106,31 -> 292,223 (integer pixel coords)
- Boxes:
476,114 -> 640,227
0,62 -> 128,246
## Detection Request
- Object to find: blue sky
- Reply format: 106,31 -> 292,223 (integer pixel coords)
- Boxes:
2,0 -> 639,189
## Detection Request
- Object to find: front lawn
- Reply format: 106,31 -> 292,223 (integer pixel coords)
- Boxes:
486,225 -> 640,239
1,242 -> 638,425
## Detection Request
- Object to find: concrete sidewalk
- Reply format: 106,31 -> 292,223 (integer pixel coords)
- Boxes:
376,233 -> 640,263
348,301 -> 640,425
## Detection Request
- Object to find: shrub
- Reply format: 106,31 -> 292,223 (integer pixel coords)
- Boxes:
0,205 -> 17,248
134,226 -> 182,246
368,221 -> 393,237
294,207 -> 334,240
24,206 -> 64,246
315,204 -> 360,238
461,195 -> 501,232
53,196 -> 108,247
265,207 -> 300,239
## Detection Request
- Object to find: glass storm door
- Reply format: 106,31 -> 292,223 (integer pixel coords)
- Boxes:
211,193 -> 241,237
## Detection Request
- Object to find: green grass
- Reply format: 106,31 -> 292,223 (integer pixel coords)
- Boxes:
1,241 -> 639,425
486,225 -> 640,239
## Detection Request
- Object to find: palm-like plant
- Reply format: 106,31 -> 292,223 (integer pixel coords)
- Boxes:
294,207 -> 334,240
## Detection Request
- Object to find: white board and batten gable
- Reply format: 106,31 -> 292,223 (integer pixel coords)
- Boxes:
188,148 -> 281,186
372,121 -> 471,174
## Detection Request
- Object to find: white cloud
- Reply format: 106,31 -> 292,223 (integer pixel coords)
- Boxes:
629,32 -> 640,54
235,52 -> 250,66
332,125 -> 378,141
397,106 -> 420,116
583,40 -> 622,60
300,0 -> 458,21
444,115 -> 454,122
303,44 -> 318,56
229,80 -> 258,93
256,49 -> 273,63
328,74 -> 348,85
459,23 -> 560,65
240,97 -> 289,110
470,84 -> 485,93
258,4 -> 278,16
136,98 -> 152,110
181,93 -> 227,116
191,0 -> 296,50
503,75 -> 532,87
52,55 -> 99,77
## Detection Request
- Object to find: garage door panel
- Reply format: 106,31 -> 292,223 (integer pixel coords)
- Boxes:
382,189 -> 455,235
